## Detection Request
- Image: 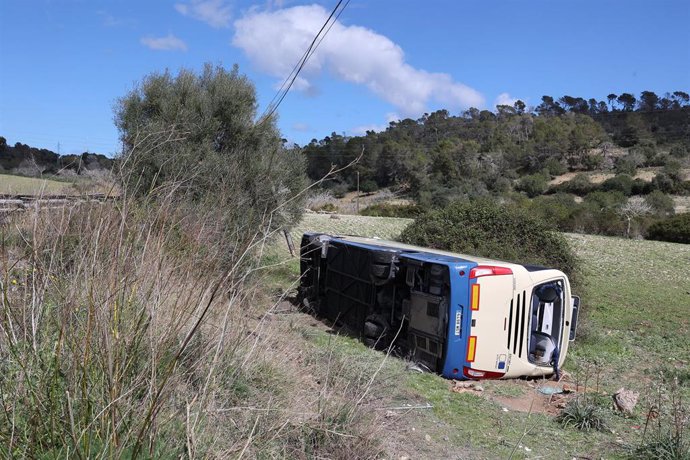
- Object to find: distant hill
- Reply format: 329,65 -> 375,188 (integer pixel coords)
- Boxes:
302,90 -> 690,205
0,136 -> 113,176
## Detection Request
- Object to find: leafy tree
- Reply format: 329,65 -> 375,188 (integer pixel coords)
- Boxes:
516,172 -> 549,197
672,91 -> 689,107
647,213 -> 690,244
536,96 -> 565,116
638,91 -> 659,111
514,100 -> 526,114
607,93 -> 618,111
115,63 -> 306,256
644,190 -> 675,217
617,93 -> 637,111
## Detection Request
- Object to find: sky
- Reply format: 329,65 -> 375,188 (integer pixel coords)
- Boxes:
0,0 -> 689,156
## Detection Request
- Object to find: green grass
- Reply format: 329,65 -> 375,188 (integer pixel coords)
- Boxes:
0,174 -> 75,195
265,213 -> 690,458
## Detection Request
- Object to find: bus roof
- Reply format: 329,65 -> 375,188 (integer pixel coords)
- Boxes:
318,234 -> 527,270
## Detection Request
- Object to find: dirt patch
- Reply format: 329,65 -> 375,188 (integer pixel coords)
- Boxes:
463,377 -> 600,417
549,167 -> 664,186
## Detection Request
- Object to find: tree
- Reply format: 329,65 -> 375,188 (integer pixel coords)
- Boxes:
618,200 -> 651,238
115,63 -> 306,252
638,91 -> 659,111
514,100 -> 526,114
672,91 -> 689,107
617,93 -> 637,111
607,93 -> 618,111
536,96 -> 565,116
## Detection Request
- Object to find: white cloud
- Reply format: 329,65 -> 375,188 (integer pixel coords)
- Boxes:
232,5 -> 484,116
350,113 -> 399,136
292,122 -> 311,132
494,92 -> 518,108
175,0 -> 231,28
140,34 -> 188,52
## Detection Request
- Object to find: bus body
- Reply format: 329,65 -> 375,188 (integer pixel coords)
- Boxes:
299,232 -> 580,380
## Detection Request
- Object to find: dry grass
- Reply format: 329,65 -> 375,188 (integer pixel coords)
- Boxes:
0,195 -> 391,458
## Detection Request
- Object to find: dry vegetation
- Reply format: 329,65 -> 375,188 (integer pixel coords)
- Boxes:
0,175 -> 75,195
0,198 -> 401,458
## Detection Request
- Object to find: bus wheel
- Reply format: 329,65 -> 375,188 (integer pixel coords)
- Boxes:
363,314 -> 390,349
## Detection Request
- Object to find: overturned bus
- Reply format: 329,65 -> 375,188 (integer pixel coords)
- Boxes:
299,233 -> 580,380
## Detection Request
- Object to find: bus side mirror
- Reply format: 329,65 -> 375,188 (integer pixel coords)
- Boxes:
569,296 -> 580,342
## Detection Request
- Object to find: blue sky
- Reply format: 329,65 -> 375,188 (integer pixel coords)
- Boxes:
1,0 -> 688,156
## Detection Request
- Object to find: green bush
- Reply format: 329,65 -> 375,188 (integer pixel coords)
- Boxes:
601,174 -> 634,195
557,397 -> 608,432
359,179 -> 378,194
398,199 -> 580,283
516,173 -> 549,197
544,158 -> 567,176
527,194 -> 579,230
646,213 -> 690,244
551,173 -> 594,196
360,203 -> 423,218
644,191 -> 675,217
669,143 -> 688,158
615,156 -> 639,176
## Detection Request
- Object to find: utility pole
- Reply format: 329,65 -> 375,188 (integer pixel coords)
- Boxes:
356,171 -> 360,214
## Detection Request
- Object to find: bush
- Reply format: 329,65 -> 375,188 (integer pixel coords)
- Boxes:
551,173 -> 594,196
527,194 -> 579,231
359,179 -> 378,194
601,174 -> 634,195
544,158 -> 567,177
615,156 -> 640,176
644,191 -> 675,217
360,203 -> 423,218
557,397 -> 608,432
516,173 -> 549,197
646,213 -> 690,244
669,143 -> 688,158
398,199 -> 580,283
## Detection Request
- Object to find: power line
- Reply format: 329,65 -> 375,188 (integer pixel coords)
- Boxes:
259,0 -> 349,124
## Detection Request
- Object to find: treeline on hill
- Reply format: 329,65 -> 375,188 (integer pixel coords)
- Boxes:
304,91 -> 690,241
0,136 -> 113,176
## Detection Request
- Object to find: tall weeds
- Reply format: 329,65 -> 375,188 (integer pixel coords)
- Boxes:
0,190 -> 244,457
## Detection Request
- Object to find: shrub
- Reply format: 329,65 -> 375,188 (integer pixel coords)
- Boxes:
516,173 -> 549,197
552,173 -> 594,196
527,194 -> 579,230
646,213 -> 690,244
644,191 -> 675,217
360,203 -> 423,218
584,190 -> 627,209
601,174 -> 634,196
615,156 -> 640,176
557,397 -> 608,432
544,158 -> 567,176
398,199 -> 580,283
651,173 -> 677,194
669,143 -> 688,158
359,179 -> 378,194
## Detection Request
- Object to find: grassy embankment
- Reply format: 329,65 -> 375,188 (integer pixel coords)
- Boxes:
0,174 -> 75,195
261,213 -> 690,459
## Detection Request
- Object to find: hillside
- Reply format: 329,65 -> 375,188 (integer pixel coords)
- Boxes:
261,213 -> 690,458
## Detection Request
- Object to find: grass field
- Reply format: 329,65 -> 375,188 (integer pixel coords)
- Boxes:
0,174 -> 75,195
265,213 -> 690,459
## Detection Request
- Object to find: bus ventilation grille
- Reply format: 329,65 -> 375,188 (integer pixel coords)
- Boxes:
507,290 -> 527,358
